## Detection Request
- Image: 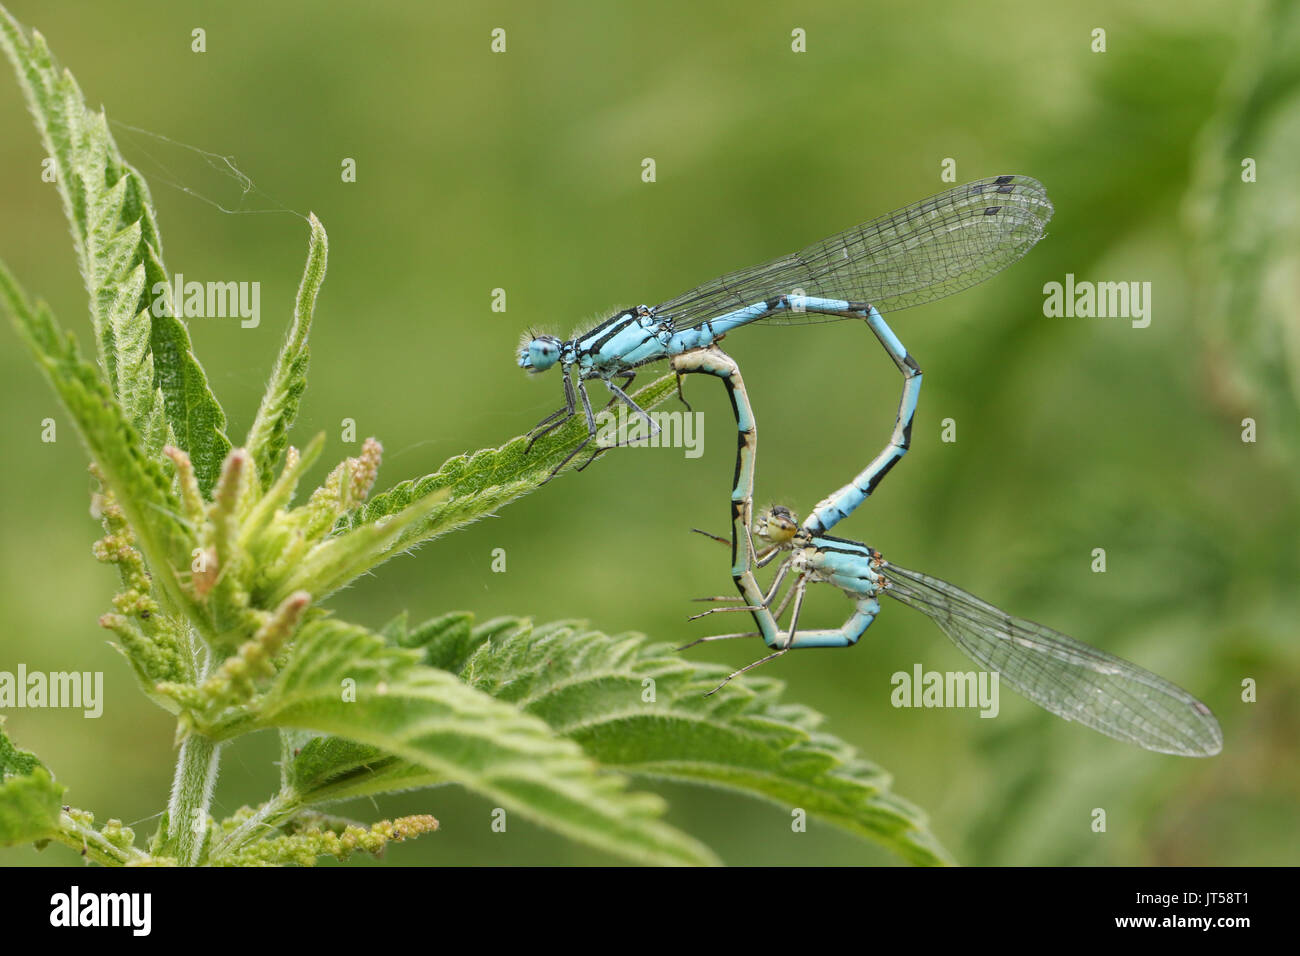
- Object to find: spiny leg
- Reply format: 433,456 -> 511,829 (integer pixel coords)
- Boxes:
804,305 -> 923,535
689,559 -> 793,621
579,374 -> 598,434
766,567 -> 800,623
572,372 -> 651,471
691,527 -> 731,548
571,368 -> 670,472
603,377 -> 659,438
525,368 -> 578,453
682,536 -> 793,640
676,630 -> 762,652
688,604 -> 768,620
541,377 -> 602,482
543,439 -> 595,481
599,371 -> 636,410
691,528 -> 789,567
703,647 -> 792,696
689,530 -> 779,603
572,445 -> 609,472
700,578 -> 810,694
694,565 -> 800,624
674,370 -> 694,413
779,576 -> 809,649
527,403 -> 570,438
590,374 -> 659,454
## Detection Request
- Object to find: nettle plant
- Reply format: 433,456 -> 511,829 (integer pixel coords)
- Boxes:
0,8 -> 948,866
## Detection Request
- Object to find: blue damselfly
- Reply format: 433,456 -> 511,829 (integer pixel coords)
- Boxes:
520,175 -> 1052,475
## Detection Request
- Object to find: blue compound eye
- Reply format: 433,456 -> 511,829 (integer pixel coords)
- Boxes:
528,338 -> 560,371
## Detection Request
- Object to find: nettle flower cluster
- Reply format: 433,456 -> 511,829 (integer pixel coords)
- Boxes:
94,438 -> 383,737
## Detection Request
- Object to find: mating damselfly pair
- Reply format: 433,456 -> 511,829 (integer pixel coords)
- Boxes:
516,175 -> 1222,758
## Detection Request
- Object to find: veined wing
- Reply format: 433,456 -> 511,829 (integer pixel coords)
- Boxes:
656,175 -> 1053,330
881,562 -> 1222,757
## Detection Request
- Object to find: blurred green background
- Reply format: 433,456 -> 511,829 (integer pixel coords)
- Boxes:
2,0 -> 1296,866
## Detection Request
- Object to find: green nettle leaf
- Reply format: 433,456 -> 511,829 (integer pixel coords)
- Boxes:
0,265 -> 194,612
0,8 -> 231,491
288,735 -> 438,804
340,371 -> 683,535
0,719 -> 65,846
251,618 -> 719,866
108,261 -> 168,453
245,215 -> 328,488
294,616 -> 952,866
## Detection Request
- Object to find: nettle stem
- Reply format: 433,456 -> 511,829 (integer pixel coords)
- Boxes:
165,732 -> 221,865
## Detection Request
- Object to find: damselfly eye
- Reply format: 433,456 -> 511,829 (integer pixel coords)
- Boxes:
525,337 -> 561,371
754,507 -> 799,545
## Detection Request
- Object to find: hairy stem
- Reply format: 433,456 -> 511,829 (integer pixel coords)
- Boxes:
164,733 -> 221,865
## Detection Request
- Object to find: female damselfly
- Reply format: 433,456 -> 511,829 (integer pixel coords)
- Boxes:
672,346 -> 1223,757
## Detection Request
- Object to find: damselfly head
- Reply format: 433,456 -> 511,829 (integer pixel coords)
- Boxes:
754,505 -> 800,547
518,333 -> 563,372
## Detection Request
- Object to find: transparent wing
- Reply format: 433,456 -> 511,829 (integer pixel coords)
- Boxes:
655,175 -> 1054,330
881,562 -> 1222,757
